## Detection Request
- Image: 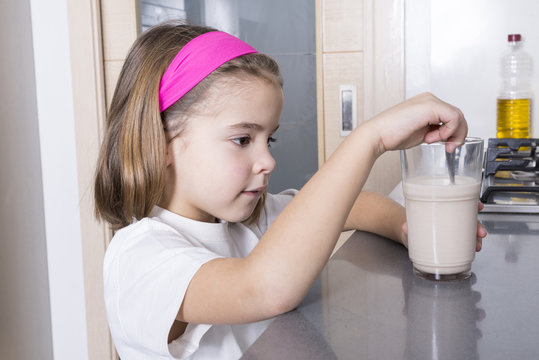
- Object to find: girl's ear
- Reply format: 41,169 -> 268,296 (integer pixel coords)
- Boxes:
165,142 -> 174,167
165,135 -> 188,168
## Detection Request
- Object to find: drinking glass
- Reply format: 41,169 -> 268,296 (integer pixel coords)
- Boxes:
401,137 -> 484,280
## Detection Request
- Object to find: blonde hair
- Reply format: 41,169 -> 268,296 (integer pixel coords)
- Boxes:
94,21 -> 282,229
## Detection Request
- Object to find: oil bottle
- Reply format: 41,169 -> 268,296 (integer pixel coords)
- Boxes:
496,34 -> 533,138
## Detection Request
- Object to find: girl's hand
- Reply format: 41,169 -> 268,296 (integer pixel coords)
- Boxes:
365,92 -> 468,155
401,202 -> 487,252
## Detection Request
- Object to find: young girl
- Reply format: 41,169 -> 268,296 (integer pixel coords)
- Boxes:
94,21 -> 485,359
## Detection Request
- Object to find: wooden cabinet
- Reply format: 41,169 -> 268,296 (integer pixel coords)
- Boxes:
67,1 -> 139,359
101,0 -> 139,107
316,0 -> 404,195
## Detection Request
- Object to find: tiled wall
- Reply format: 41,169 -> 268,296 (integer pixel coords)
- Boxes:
139,0 -> 186,31
406,0 -> 539,138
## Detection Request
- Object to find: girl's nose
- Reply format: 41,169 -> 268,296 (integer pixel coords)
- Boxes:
253,145 -> 276,175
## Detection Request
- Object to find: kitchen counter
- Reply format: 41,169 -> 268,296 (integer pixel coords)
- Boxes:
242,213 -> 539,359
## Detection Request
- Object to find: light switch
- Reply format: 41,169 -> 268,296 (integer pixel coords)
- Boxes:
339,84 -> 357,137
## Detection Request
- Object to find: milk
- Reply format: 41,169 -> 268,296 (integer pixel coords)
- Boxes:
403,176 -> 481,277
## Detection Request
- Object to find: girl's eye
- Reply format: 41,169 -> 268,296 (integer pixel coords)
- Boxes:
232,136 -> 251,146
267,137 -> 277,148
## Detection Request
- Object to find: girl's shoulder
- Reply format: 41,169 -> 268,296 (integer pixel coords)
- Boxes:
104,216 -> 184,266
105,205 -> 237,265
113,216 -> 177,241
107,208 -> 218,254
103,211 -> 225,289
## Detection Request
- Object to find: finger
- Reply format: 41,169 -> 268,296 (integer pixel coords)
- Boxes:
423,106 -> 468,152
401,223 -> 409,248
478,202 -> 484,211
476,222 -> 487,252
441,108 -> 468,149
477,222 -> 487,238
476,236 -> 482,252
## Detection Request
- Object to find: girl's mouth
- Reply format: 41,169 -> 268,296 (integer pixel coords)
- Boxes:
243,186 -> 266,196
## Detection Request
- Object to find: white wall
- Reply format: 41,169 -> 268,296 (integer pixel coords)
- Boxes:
0,0 -> 89,358
0,0 -> 53,358
30,0 -> 90,358
406,0 -> 539,139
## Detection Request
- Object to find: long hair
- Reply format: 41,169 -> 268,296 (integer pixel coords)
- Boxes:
94,21 -> 282,229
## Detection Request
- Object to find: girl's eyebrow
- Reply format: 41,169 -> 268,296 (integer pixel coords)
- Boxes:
227,123 -> 280,133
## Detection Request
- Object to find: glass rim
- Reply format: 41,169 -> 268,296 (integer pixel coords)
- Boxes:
420,136 -> 483,147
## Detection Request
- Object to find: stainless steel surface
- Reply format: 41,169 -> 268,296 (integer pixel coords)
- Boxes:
482,202 -> 539,213
243,213 -> 539,359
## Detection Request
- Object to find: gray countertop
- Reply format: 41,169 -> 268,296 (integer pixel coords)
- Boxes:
242,213 -> 539,359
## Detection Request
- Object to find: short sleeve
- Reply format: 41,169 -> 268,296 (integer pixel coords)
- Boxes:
104,220 -> 221,359
255,189 -> 298,234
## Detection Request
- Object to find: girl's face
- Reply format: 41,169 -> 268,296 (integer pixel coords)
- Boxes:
162,78 -> 284,223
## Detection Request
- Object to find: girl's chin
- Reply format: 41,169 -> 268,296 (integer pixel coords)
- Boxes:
221,207 -> 257,223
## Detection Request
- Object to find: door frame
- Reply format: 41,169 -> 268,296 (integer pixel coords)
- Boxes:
66,0 -> 115,358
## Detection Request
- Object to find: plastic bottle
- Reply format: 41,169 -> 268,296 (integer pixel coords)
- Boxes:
496,34 -> 533,139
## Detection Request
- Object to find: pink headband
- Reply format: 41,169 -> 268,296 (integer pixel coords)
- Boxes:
159,31 -> 258,112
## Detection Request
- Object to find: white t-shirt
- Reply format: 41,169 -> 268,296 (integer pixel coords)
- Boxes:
104,189 -> 297,359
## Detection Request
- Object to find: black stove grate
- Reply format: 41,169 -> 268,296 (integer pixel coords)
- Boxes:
480,138 -> 539,207
484,138 -> 538,176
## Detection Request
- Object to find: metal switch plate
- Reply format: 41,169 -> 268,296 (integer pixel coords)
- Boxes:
339,84 -> 357,137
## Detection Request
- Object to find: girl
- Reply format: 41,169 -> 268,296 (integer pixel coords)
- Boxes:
94,22 -> 485,359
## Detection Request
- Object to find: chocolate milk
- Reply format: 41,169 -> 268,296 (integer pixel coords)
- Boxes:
403,175 -> 481,276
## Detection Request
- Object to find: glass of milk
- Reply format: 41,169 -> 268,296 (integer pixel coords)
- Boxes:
401,138 -> 484,281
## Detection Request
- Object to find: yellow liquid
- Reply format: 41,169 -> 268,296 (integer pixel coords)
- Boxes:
496,98 -> 531,138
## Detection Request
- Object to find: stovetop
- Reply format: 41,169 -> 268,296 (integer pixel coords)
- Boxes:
480,138 -> 539,213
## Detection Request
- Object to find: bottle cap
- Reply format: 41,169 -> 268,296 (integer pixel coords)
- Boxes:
508,34 -> 521,42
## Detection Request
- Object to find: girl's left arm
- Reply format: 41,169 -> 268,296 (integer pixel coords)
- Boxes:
343,191 -> 406,245
344,191 -> 487,251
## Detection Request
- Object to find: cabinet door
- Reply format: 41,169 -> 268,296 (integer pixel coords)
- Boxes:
317,0 -> 404,195
78,1 -> 139,359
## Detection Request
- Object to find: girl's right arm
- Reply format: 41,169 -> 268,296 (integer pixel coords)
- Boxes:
178,93 -> 467,325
